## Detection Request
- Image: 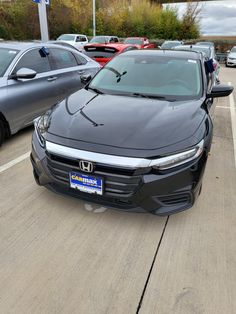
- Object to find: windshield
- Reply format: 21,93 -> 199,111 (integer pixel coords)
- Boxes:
90,36 -> 108,44
231,47 -> 236,53
161,42 -> 181,49
0,48 -> 19,77
89,54 -> 202,100
124,38 -> 143,45
57,34 -> 75,41
175,46 -> 211,58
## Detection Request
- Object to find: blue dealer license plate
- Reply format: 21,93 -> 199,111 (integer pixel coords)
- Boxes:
69,172 -> 103,195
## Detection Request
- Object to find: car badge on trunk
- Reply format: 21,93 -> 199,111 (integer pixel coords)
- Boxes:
79,160 -> 94,173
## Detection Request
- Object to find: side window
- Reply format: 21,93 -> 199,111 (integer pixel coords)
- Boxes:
13,49 -> 51,74
74,53 -> 87,65
49,48 -> 78,70
110,37 -> 118,43
76,36 -> 87,42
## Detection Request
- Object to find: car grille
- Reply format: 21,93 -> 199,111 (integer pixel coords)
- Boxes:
46,152 -> 142,197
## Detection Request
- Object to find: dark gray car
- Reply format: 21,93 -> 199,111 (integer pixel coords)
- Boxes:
0,42 -> 100,145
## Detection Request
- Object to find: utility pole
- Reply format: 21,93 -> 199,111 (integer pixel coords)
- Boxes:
37,0 -> 49,42
93,0 -> 96,37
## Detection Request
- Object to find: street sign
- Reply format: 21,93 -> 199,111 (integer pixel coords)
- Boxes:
32,0 -> 40,3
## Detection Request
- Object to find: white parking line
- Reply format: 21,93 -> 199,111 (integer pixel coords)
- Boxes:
228,82 -> 236,168
0,151 -> 30,174
216,106 -> 230,109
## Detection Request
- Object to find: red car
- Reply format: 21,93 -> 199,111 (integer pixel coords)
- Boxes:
124,37 -> 155,49
84,43 -> 138,66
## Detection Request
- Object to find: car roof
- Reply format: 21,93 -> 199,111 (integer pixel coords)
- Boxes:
0,41 -> 82,52
123,49 -> 202,60
126,37 -> 145,39
58,34 -> 87,36
175,44 -> 210,50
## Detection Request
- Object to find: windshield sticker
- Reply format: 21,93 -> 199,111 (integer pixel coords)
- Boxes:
9,51 -> 17,54
188,60 -> 197,63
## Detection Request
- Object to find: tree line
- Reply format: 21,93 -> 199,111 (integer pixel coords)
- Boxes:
0,0 -> 200,40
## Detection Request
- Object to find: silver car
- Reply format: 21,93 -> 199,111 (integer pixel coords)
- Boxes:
0,42 -> 100,145
226,46 -> 236,67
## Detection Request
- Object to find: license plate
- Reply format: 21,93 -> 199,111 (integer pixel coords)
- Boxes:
69,172 -> 103,195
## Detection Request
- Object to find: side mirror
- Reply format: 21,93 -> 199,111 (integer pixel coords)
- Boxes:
227,50 -> 230,53
207,84 -> 233,99
9,68 -> 37,80
81,74 -> 92,84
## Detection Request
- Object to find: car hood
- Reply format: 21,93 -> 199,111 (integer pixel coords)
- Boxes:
46,89 -> 206,157
228,52 -> 236,58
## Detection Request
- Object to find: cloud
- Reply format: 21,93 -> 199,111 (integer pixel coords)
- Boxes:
164,1 -> 236,36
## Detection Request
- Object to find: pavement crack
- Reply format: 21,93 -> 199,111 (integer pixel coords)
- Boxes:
136,216 -> 169,314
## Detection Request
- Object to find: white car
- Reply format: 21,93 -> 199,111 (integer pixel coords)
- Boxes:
57,34 -> 88,52
226,46 -> 236,67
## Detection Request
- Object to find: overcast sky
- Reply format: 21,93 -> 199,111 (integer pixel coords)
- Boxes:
164,1 -> 236,36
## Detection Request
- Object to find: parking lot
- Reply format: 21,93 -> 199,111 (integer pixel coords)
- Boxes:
0,65 -> 236,313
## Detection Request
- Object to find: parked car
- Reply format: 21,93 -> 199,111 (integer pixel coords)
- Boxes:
174,44 -> 220,83
56,34 -> 88,51
31,49 -> 233,215
196,41 -> 214,47
84,43 -> 138,66
124,37 -> 155,49
226,46 -> 236,67
0,42 -> 100,145
88,36 -> 119,44
159,40 -> 183,49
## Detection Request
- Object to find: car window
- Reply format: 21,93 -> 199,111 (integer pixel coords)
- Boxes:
0,48 -> 19,77
76,36 -> 87,42
74,53 -> 87,65
49,48 -> 78,69
57,34 -> 75,41
13,49 -> 51,74
110,37 -> 118,43
124,38 -> 143,45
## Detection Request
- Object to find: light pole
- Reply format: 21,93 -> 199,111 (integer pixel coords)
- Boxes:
93,0 -> 96,37
37,0 -> 49,42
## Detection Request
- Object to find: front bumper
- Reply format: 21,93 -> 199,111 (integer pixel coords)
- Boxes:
226,59 -> 236,67
31,132 -> 208,216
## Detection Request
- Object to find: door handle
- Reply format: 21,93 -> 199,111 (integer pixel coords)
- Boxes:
78,70 -> 85,75
47,76 -> 57,82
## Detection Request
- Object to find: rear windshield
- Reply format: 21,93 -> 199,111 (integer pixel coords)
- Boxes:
57,34 -> 75,41
0,48 -> 19,77
124,38 -> 143,45
84,46 -> 118,59
89,54 -> 202,101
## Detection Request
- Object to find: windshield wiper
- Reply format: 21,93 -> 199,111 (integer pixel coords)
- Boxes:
87,86 -> 104,94
132,93 -> 167,100
105,66 -> 127,83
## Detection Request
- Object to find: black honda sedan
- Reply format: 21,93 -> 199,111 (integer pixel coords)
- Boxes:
31,50 -> 233,215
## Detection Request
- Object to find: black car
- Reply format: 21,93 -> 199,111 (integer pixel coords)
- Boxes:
31,50 -> 233,215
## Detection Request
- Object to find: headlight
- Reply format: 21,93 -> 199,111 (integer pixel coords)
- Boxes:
150,139 -> 204,170
34,110 -> 52,147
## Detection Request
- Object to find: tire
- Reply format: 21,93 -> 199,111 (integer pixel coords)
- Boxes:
0,119 -> 5,146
